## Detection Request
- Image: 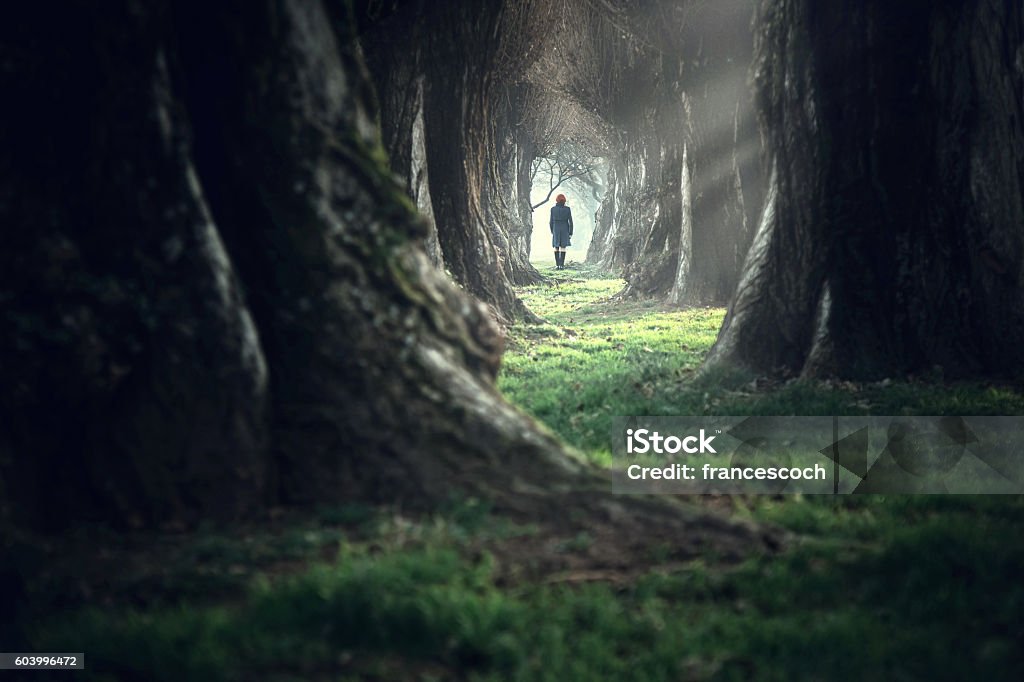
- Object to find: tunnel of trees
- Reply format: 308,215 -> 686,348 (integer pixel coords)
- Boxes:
1,0 -> 1023,541
0,0 -> 767,557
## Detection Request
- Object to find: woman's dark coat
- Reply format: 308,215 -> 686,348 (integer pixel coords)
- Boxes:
550,203 -> 573,247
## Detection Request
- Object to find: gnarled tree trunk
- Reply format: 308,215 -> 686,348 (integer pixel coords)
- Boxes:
486,87 -> 544,285
708,0 -> 1024,379
587,150 -> 647,273
358,8 -> 443,267
587,163 -> 626,270
0,0 -> 771,565
516,134 -> 539,266
672,45 -> 761,305
619,75 -> 690,299
359,1 -> 541,319
420,2 -> 546,320
0,2 -> 273,528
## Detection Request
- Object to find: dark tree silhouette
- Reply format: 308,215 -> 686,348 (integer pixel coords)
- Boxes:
359,1 -> 550,312
357,2 -> 443,268
0,0 -> 769,565
708,0 -> 1024,379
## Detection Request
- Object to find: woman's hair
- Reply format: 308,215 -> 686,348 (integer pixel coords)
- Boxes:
556,194 -> 567,204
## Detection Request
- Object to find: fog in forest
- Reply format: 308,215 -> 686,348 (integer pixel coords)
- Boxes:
4,1 -> 1024,678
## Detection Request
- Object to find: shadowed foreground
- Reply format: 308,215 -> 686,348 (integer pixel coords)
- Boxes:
10,270 -> 1024,681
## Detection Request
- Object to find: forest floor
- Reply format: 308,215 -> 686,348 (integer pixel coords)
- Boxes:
10,263 -> 1024,681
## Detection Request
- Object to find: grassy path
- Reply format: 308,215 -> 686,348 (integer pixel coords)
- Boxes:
499,267 -> 722,463
500,264 -> 1024,463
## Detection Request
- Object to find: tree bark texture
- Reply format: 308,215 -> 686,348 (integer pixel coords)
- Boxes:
708,0 -> 1024,379
484,88 -> 545,285
619,74 -> 691,299
673,4 -> 763,305
358,8 -> 444,267
0,0 -> 774,564
516,134 -> 539,264
360,1 -> 546,319
0,2 -> 271,528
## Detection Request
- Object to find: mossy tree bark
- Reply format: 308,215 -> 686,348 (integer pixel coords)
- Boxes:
0,0 -> 772,561
357,5 -> 443,267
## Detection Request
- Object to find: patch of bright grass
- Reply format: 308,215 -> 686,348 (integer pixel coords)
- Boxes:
500,265 -> 722,460
500,264 -> 1024,465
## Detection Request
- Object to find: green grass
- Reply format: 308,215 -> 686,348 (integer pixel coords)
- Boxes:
500,263 -> 1024,465
23,498 -> 1024,681
13,267 -> 1024,681
500,265 -> 723,463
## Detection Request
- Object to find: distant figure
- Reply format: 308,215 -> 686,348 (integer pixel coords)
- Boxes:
550,194 -> 573,270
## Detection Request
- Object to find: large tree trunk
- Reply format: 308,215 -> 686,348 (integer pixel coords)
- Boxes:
587,163 -> 630,270
485,88 -> 544,286
708,0 -> 1024,379
419,3 -> 545,320
359,1 -> 540,319
358,9 -> 443,267
586,151 -> 648,273
0,0 -> 771,562
516,135 -> 539,265
0,2 -> 272,529
625,1 -> 762,304
671,32 -> 762,305
619,74 -> 690,299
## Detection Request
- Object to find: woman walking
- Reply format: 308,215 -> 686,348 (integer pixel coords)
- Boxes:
550,193 -> 573,270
